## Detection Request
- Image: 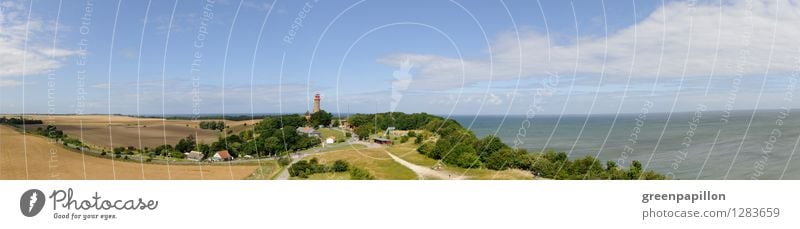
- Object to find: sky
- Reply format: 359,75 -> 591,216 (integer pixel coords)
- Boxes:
1,0 -> 800,116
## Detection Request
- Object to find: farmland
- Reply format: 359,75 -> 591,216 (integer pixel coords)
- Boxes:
0,125 -> 259,180
23,115 -> 258,149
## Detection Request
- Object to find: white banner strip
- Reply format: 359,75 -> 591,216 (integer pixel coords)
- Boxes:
0,181 -> 795,228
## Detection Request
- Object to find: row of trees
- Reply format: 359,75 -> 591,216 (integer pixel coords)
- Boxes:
34,125 -> 65,139
31,124 -> 85,149
198,121 -> 226,131
0,117 -> 44,125
348,112 -> 455,140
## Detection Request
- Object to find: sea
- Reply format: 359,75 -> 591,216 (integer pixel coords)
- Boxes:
451,109 -> 800,180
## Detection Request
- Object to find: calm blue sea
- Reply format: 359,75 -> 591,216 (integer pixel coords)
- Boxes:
451,110 -> 800,180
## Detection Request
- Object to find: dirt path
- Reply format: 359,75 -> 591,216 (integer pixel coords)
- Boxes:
386,151 -> 466,180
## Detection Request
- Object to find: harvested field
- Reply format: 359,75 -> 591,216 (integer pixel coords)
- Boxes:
25,115 -> 221,149
0,125 -> 258,180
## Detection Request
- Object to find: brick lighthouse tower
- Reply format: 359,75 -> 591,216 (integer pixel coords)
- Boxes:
313,92 -> 321,113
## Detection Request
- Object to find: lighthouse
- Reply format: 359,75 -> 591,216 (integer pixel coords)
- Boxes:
313,92 -> 321,113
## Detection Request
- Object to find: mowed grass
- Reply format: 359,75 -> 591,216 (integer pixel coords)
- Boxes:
319,143 -> 367,152
387,139 -> 533,180
304,147 -> 417,180
318,128 -> 346,140
27,115 -> 221,149
0,125 -> 258,180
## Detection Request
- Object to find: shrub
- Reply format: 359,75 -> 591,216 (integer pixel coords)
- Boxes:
278,157 -> 292,166
442,144 -> 481,168
349,167 -> 374,180
289,160 -> 311,178
332,160 -> 349,172
417,142 -> 435,156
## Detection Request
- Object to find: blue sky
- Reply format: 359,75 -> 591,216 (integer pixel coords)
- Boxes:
1,0 -> 799,116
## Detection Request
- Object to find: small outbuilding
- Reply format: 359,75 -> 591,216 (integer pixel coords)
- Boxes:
185,151 -> 205,161
373,137 -> 393,145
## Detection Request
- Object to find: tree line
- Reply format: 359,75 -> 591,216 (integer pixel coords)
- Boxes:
0,117 -> 44,126
198,121 -> 226,131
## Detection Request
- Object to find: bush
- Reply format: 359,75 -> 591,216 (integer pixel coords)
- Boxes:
349,167 -> 374,180
484,148 -> 529,170
289,160 -> 311,178
442,144 -> 481,168
332,160 -> 349,172
417,142 -> 435,157
278,157 -> 292,166
414,135 -> 423,144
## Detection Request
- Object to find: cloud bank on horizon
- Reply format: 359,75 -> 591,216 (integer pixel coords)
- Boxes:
0,0 -> 799,115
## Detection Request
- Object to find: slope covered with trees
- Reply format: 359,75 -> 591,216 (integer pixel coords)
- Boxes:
347,112 -> 665,180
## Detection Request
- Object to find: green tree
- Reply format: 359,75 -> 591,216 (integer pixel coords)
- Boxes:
442,144 -> 481,168
354,124 -> 373,140
310,110 -> 333,127
475,135 -> 508,160
332,160 -> 349,172
175,134 -> 196,153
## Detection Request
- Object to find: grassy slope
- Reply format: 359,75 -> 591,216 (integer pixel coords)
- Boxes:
387,138 -> 534,180
304,147 -> 417,180
318,128 -> 346,140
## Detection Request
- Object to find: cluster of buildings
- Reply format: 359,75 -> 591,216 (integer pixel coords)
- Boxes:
183,93 -> 355,162
184,150 -> 233,162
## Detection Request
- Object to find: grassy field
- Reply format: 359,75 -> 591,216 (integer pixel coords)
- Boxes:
303,147 -> 417,180
0,125 -> 259,180
25,115 -> 221,149
318,128 -> 346,140
224,119 -> 261,134
244,160 -> 282,180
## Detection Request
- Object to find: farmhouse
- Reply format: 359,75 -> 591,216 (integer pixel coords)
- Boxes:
296,126 -> 320,137
212,150 -> 233,161
185,151 -> 204,161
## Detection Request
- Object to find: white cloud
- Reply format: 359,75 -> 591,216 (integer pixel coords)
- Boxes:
0,0 -> 74,79
379,0 -> 800,90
